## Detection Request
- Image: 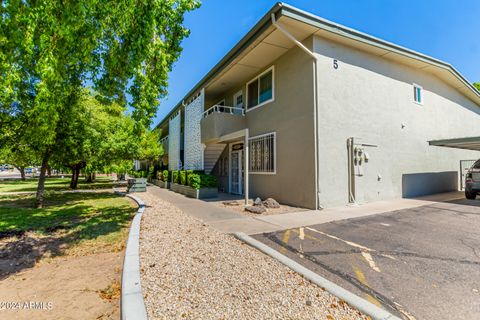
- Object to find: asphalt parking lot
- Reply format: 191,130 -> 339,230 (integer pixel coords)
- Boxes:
254,197 -> 480,320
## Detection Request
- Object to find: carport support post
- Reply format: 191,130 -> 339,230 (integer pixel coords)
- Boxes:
244,129 -> 249,206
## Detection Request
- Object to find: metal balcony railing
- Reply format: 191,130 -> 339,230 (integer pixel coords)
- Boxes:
160,136 -> 169,152
202,105 -> 245,118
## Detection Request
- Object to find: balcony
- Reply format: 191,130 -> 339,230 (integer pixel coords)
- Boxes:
201,105 -> 246,144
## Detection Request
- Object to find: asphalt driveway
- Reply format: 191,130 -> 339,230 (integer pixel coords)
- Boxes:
254,197 -> 480,320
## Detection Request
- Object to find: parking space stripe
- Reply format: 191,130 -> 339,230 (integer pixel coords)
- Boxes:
306,227 -> 374,252
280,229 -> 291,254
352,264 -> 382,307
361,251 -> 381,272
299,227 -> 305,240
290,228 -> 322,242
263,232 -> 404,317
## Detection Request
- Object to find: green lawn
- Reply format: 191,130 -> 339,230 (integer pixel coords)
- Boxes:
0,192 -> 137,250
0,176 -> 117,193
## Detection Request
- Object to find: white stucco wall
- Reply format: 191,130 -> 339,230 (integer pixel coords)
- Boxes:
314,36 -> 480,207
168,112 -> 181,170
184,90 -> 204,170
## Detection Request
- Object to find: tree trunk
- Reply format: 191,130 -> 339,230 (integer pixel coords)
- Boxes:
47,165 -> 52,177
85,172 -> 93,183
35,156 -> 49,208
13,165 -> 26,180
70,168 -> 80,189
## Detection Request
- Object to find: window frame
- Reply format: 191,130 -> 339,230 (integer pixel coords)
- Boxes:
233,90 -> 243,109
245,66 -> 275,112
413,83 -> 423,105
248,131 -> 276,175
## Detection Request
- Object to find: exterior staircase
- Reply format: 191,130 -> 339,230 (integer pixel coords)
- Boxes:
204,144 -> 226,174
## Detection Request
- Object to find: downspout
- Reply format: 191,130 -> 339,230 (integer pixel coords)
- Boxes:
271,14 -> 322,209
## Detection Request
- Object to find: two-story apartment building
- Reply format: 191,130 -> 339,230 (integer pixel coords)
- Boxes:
156,3 -> 480,209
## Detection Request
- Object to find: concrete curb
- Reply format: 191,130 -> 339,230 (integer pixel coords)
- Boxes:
234,232 -> 401,320
116,190 -> 148,320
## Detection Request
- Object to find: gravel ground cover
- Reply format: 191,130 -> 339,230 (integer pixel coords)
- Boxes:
139,190 -> 367,319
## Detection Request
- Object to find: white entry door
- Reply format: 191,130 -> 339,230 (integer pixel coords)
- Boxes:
230,148 -> 243,195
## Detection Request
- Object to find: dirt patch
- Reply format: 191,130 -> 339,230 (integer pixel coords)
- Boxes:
0,188 -> 135,319
0,251 -> 123,319
0,232 -> 69,279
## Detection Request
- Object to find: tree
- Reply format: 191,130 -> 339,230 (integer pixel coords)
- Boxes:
49,91 -> 147,189
474,83 -> 480,91
137,129 -> 164,163
0,142 -> 37,180
1,0 -> 200,207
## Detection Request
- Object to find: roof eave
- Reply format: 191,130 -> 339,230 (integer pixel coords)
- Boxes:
157,2 -> 480,128
156,2 -> 284,128
280,3 -> 480,103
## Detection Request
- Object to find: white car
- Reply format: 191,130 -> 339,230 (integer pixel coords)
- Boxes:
465,159 -> 480,200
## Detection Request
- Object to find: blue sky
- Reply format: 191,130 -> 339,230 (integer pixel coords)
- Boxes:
154,0 -> 480,126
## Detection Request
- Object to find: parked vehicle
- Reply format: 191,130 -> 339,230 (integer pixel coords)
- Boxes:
465,159 -> 480,199
25,167 -> 33,174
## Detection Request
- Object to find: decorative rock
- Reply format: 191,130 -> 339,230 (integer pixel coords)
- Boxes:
253,197 -> 263,206
223,200 -> 240,206
263,198 -> 280,209
245,205 -> 266,214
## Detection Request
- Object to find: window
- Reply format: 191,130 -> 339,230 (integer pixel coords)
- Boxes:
246,67 -> 274,110
249,132 -> 276,174
413,84 -> 423,104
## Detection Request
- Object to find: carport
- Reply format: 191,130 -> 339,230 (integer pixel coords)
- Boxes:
429,136 -> 480,151
429,136 -> 480,189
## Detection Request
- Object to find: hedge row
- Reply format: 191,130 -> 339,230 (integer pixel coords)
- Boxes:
156,169 -> 217,190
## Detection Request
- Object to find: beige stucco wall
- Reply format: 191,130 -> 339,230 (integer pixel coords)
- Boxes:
245,39 -> 317,208
204,38 -> 317,208
314,36 -> 480,207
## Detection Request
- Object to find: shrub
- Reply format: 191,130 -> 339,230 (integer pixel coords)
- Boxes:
130,170 -> 144,178
185,170 -> 194,185
201,174 -> 217,188
187,173 -> 218,190
163,170 -> 169,182
156,171 -> 163,181
148,166 -> 155,178
180,170 -> 186,185
187,173 -> 201,189
172,170 -> 179,184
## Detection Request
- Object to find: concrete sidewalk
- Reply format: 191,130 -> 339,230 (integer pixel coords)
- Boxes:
146,186 -> 284,234
147,185 -> 465,235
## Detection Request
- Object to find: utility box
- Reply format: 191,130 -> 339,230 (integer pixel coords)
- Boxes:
127,178 -> 147,192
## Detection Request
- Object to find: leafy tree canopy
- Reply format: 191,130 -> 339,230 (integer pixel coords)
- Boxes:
0,0 -> 199,206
